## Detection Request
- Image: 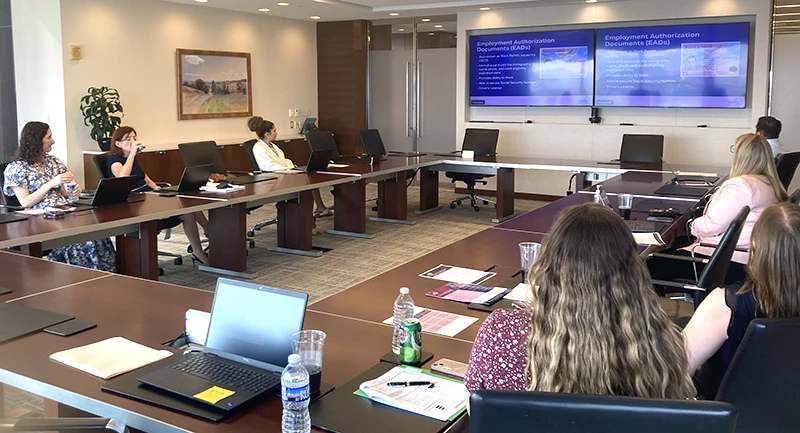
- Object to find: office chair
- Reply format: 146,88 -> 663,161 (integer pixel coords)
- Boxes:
620,134 -> 664,163
469,390 -> 737,433
716,318 -> 800,433
648,206 -> 750,308
242,139 -> 278,237
0,162 -> 23,209
789,188 -> 800,204
445,128 -> 499,212
774,151 -> 800,189
0,417 -> 129,432
93,153 -> 184,272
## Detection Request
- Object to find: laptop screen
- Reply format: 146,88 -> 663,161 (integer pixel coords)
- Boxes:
204,278 -> 308,373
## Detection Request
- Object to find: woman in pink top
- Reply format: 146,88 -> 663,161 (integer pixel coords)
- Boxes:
648,133 -> 787,284
465,203 -> 695,399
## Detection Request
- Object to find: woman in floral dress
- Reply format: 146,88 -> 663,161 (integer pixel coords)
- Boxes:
3,121 -> 116,271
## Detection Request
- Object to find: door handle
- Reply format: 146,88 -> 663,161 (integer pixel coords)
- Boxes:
417,61 -> 423,138
405,61 -> 411,138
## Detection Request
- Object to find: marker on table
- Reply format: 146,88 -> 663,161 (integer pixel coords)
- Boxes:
387,381 -> 432,387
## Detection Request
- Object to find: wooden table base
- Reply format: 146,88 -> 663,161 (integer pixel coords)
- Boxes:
115,221 -> 158,280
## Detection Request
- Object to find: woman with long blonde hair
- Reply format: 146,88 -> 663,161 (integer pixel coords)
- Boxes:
648,133 -> 787,285
464,203 -> 695,399
684,202 -> 800,398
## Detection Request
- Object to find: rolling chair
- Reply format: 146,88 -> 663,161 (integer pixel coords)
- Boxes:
0,162 -> 23,210
619,134 -> 664,163
715,318 -> 800,433
648,206 -> 750,308
92,153 -> 184,273
789,188 -> 800,204
242,139 -> 278,237
774,151 -> 800,190
445,128 -> 499,212
470,390 -> 738,433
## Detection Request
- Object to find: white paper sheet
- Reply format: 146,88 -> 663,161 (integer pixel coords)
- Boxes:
382,307 -> 478,338
633,232 -> 666,246
419,264 -> 496,285
504,283 -> 531,302
50,337 -> 173,379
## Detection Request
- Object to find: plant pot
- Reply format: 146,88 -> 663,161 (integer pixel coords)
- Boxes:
97,137 -> 112,152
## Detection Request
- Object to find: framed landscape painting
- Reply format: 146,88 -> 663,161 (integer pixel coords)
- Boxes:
176,49 -> 253,120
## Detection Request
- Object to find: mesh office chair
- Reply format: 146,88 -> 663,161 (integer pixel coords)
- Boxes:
789,188 -> 800,204
93,153 -> 184,272
242,139 -> 278,237
470,390 -> 738,433
619,134 -> 664,163
648,206 -> 750,308
446,129 -> 499,212
774,151 -> 800,189
716,318 -> 800,433
0,417 -> 128,432
0,162 -> 23,209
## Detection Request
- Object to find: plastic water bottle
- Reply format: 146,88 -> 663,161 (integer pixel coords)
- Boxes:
392,287 -> 415,355
281,354 -> 311,433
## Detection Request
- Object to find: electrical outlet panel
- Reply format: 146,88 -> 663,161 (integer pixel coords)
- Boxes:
293,109 -> 300,117
289,120 -> 295,129
288,109 -> 294,117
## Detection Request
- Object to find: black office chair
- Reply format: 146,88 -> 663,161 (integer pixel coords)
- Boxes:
789,188 -> 800,204
469,390 -> 738,433
774,151 -> 800,190
0,162 -> 23,209
716,318 -> 800,433
93,153 -> 184,272
445,128 -> 499,212
619,134 -> 664,163
1,417 -> 129,432
242,139 -> 278,237
648,206 -> 750,308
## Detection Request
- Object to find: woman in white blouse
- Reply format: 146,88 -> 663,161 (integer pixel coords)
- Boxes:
248,116 -> 332,217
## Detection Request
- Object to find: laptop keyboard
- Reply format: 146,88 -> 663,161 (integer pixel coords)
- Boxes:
171,355 -> 279,394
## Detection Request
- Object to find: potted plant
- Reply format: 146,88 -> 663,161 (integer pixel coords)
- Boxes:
79,86 -> 124,151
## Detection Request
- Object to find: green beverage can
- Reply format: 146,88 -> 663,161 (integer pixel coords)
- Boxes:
399,318 -> 422,364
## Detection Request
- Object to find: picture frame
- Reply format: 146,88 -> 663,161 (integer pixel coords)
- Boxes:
176,48 -> 253,120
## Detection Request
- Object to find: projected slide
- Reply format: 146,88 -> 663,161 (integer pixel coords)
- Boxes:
469,30 -> 594,106
595,22 -> 750,108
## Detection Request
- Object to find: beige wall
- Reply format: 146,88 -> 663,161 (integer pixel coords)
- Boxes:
457,0 -> 773,196
55,0 -> 317,184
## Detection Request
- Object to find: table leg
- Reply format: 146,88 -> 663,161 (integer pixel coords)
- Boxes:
268,191 -> 322,257
371,171 -> 414,226
494,167 -> 515,223
20,242 -> 43,257
202,203 -> 256,279
416,167 -> 441,215
115,220 -> 158,280
327,179 -> 373,238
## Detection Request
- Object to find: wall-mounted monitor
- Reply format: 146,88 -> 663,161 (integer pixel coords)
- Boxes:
595,22 -> 750,108
469,29 -> 595,107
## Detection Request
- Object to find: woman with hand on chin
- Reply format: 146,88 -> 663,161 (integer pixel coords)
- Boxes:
3,121 -> 116,271
106,126 -> 210,265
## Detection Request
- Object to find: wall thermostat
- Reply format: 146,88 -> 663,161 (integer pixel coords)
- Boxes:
69,44 -> 82,60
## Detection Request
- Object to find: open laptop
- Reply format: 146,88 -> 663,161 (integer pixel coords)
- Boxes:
156,164 -> 214,195
138,278 -> 308,412
296,148 -> 334,173
72,176 -> 135,207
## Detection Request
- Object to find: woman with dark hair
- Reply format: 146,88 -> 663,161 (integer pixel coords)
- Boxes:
106,126 -> 210,265
3,121 -> 116,271
683,202 -> 800,398
248,116 -> 332,217
465,203 -> 695,399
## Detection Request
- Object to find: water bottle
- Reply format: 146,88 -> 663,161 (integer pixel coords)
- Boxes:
392,287 -> 415,355
281,354 -> 311,433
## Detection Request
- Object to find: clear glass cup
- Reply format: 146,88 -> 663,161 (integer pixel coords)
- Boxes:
519,242 -> 541,277
290,330 -> 326,395
618,193 -> 633,220
63,181 -> 79,203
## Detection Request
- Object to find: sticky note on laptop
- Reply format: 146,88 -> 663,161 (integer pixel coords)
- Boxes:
194,386 -> 235,404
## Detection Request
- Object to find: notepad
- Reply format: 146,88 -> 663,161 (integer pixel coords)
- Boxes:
633,232 -> 666,246
50,337 -> 173,379
199,184 -> 245,193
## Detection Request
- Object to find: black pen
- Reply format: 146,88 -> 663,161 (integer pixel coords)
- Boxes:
387,381 -> 432,387
484,265 -> 497,272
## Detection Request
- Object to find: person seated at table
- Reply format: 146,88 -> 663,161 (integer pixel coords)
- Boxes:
107,126 -> 210,265
647,133 -> 787,285
247,116 -> 332,217
3,121 -> 116,271
464,203 -> 695,399
683,202 -> 800,398
755,115 -> 784,157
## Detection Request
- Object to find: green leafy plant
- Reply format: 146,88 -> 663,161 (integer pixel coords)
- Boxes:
79,86 -> 124,142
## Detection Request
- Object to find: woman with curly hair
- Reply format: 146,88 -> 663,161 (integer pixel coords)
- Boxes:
465,203 -> 695,399
3,121 -> 116,271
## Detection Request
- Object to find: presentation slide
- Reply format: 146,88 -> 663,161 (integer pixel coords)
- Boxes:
469,30 -> 594,106
595,22 -> 750,108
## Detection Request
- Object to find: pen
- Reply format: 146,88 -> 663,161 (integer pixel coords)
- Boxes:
387,381 -> 432,387
484,265 -> 497,272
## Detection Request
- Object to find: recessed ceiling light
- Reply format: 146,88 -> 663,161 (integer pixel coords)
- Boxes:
310,15 -> 321,19
277,2 -> 289,5
435,24 -> 443,28
421,18 -> 431,22
398,28 -> 405,31
480,7 -> 490,10
585,0 -> 597,2
259,8 -> 270,11
428,32 -> 435,35
389,12 -> 399,16
195,0 -> 208,2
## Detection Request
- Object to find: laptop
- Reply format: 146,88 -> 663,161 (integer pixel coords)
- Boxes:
297,148 -> 334,173
156,164 -> 214,195
138,278 -> 308,411
301,117 -> 318,134
73,176 -> 135,207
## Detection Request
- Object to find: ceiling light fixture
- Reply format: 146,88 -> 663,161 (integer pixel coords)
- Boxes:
421,18 -> 431,22
435,24 -> 443,28
480,7 -> 490,10
428,32 -> 435,35
277,2 -> 289,5
310,15 -> 321,19
259,8 -> 270,11
398,28 -> 405,31
389,12 -> 399,16
775,4 -> 800,7
585,0 -> 597,3
195,0 -> 208,3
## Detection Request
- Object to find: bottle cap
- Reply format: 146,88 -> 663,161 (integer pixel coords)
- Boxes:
399,287 -> 410,295
288,354 -> 301,365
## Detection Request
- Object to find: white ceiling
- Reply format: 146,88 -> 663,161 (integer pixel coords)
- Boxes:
158,0 -> 616,22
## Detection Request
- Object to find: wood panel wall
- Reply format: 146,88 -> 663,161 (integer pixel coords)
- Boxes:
317,21 -> 368,157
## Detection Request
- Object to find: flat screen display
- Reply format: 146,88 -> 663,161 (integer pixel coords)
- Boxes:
595,22 -> 750,108
469,29 -> 595,106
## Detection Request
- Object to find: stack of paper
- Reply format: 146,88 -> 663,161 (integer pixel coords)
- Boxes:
50,337 -> 173,379
357,365 -> 468,421
425,283 -> 509,304
632,232 -> 666,246
419,264 -> 496,285
199,184 -> 245,193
